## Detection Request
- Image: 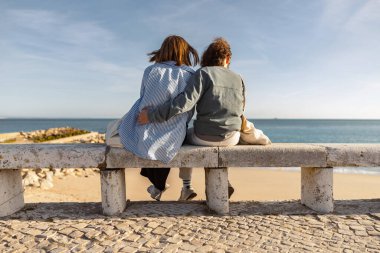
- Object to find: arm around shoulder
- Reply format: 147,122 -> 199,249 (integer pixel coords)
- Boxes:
148,70 -> 206,123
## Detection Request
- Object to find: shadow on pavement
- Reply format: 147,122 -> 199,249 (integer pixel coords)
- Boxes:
2,199 -> 380,221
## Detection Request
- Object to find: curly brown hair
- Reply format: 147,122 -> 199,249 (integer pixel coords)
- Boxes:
201,37 -> 232,67
148,35 -> 199,67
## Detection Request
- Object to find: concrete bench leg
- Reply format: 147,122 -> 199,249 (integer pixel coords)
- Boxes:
204,167 -> 229,214
0,169 -> 24,217
301,167 -> 333,213
101,168 -> 126,215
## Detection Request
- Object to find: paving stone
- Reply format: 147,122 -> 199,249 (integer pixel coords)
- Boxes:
31,223 -> 51,231
161,222 -> 174,229
212,249 -> 226,253
358,220 -> 374,225
354,230 -> 368,236
50,247 -> 68,253
124,233 -> 141,242
84,229 -> 101,240
8,242 -> 27,251
166,236 -> 182,245
2,201 -> 380,252
58,227 -> 76,236
70,223 -> 88,230
180,235 -> 195,242
195,245 -> 213,252
367,230 -> 380,236
338,229 -> 353,235
36,239 -> 51,249
99,240 -> 116,247
144,238 -> 160,248
115,223 -> 130,232
147,222 -> 160,229
152,226 -> 167,235
119,246 -> 139,253
23,228 -> 42,236
103,228 -> 117,237
179,243 -> 198,251
68,230 -> 84,239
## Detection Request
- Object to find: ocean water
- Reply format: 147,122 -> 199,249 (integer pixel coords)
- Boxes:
252,119 -> 380,143
0,118 -> 113,134
1,118 -> 380,175
1,118 -> 380,143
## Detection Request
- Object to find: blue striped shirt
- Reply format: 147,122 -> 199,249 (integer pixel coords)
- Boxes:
118,61 -> 194,163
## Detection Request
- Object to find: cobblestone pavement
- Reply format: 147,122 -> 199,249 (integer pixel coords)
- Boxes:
1,199 -> 380,253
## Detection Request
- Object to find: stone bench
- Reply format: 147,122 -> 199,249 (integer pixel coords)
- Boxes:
1,143 -> 379,217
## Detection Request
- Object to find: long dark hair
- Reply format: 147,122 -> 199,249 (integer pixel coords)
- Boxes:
148,35 -> 199,66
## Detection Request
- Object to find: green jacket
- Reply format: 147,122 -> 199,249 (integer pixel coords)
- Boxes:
148,66 -> 245,137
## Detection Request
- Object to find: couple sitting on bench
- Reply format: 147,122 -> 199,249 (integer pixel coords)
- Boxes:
106,35 -> 270,202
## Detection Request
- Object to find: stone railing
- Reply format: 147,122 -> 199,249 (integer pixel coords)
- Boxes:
0,144 -> 379,217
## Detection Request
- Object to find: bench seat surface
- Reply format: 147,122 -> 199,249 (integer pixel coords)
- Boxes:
1,143 -> 380,169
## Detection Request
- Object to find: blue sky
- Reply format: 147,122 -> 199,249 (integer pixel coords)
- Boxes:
1,0 -> 379,119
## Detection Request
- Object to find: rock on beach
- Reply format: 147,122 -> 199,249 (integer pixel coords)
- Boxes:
16,127 -> 105,189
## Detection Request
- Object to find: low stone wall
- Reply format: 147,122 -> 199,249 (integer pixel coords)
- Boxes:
9,128 -> 105,189
1,143 -> 380,216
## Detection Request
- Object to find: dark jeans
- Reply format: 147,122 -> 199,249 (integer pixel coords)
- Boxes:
140,124 -> 190,191
140,168 -> 170,191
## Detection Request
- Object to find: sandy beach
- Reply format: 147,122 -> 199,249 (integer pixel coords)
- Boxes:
24,167 -> 380,203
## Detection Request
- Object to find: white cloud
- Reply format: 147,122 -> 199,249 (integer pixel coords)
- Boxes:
87,61 -> 141,78
5,9 -> 62,30
319,0 -> 355,30
319,0 -> 380,38
344,1 -> 380,34
61,22 -> 115,48
5,9 -> 116,53
232,59 -> 269,68
86,60 -> 143,93
144,1 -> 206,24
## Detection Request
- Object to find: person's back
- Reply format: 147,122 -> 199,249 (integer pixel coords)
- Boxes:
119,62 -> 194,162
192,66 -> 244,139
118,35 -> 200,201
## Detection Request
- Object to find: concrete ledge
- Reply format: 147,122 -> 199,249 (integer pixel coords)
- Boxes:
0,169 -> 24,217
106,145 -> 219,168
1,143 -> 380,216
218,144 -> 328,167
0,144 -> 106,169
101,169 -> 126,215
321,144 -> 380,167
301,167 -> 333,213
1,143 -> 380,169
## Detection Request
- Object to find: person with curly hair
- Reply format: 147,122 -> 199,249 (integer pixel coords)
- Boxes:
138,37 -> 245,199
